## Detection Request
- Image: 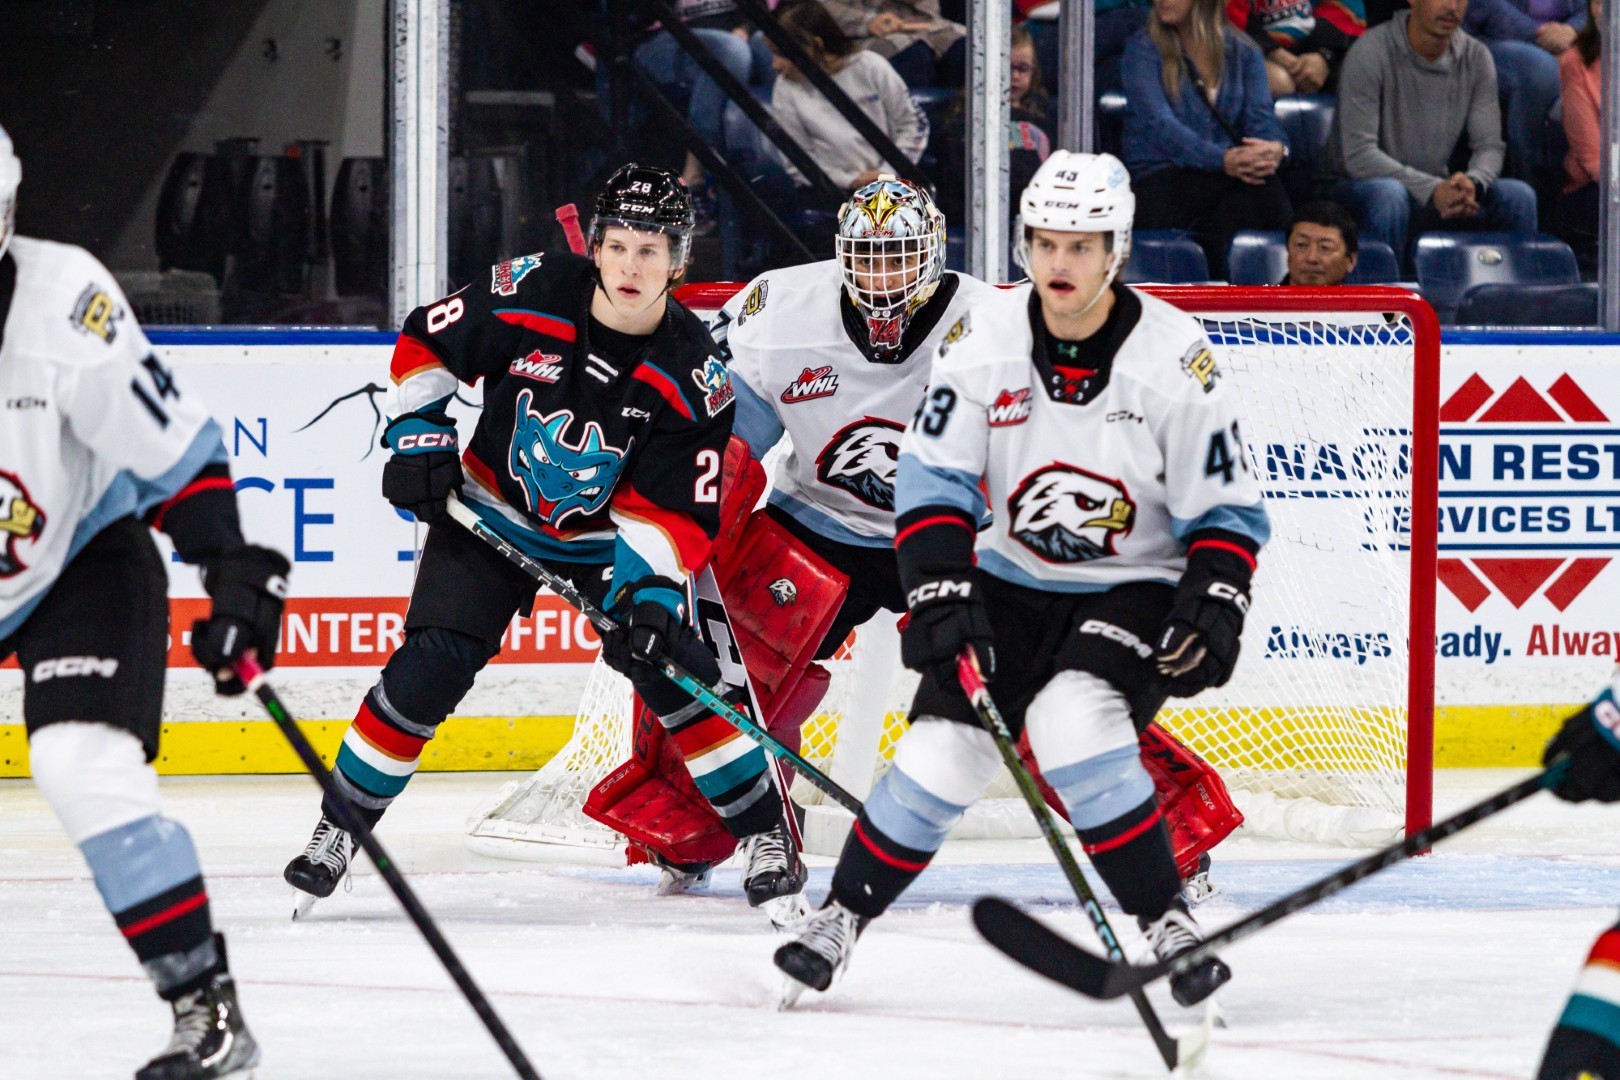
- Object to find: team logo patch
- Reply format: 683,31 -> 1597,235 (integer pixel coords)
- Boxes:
692,356 -> 734,416
768,578 -> 798,607
491,254 -> 543,297
737,280 -> 769,324
0,470 -> 46,577
939,314 -> 970,356
506,390 -> 629,526
509,350 -> 564,382
987,387 -> 1032,427
1008,463 -> 1136,563
1181,343 -> 1219,393
815,418 -> 905,510
70,285 -> 121,343
780,365 -> 839,404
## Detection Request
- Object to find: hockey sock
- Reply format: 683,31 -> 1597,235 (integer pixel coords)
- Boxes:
1538,924 -> 1620,1080
659,695 -> 778,838
828,767 -> 967,919
328,627 -> 495,827
1075,795 -> 1182,921
80,816 -> 219,1000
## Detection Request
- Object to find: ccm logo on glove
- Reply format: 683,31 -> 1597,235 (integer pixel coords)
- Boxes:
393,432 -> 457,452
908,579 -> 973,606
1206,581 -> 1249,612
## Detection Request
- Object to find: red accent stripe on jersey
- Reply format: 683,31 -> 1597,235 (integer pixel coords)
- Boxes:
1590,931 -> 1620,968
389,335 -> 446,385
1188,538 -> 1258,572
494,309 -> 578,341
630,365 -> 695,421
853,819 -> 931,873
671,715 -> 743,758
120,891 -> 208,940
611,482 -> 713,575
150,477 -> 235,531
894,514 -> 973,548
1082,807 -> 1164,856
462,450 -> 502,498
352,703 -> 428,762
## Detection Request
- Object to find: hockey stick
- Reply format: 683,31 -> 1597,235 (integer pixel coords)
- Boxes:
444,493 -> 864,816
972,758 -> 1572,1003
233,655 -> 543,1080
955,649 -> 1206,1072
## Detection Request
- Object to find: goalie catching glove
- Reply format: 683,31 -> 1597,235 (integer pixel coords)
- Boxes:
380,409 -> 462,526
1155,538 -> 1255,696
191,544 -> 291,695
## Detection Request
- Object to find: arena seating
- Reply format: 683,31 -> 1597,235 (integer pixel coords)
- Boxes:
1453,281 -> 1599,327
1414,232 -> 1580,323
1226,230 -> 1402,286
1121,229 -> 1209,283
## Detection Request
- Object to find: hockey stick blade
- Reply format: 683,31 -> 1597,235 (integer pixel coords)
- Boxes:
977,763 -> 1565,1002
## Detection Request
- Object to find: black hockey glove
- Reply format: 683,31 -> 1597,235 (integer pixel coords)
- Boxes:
380,410 -> 462,527
600,578 -> 721,687
1543,682 -> 1620,803
1155,546 -> 1253,697
192,544 -> 291,695
900,574 -> 995,693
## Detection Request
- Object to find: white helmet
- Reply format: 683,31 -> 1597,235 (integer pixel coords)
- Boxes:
0,125 -> 19,262
834,176 -> 946,361
1014,151 -> 1134,308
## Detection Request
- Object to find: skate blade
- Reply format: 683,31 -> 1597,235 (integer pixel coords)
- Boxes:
291,888 -> 321,922
655,869 -> 712,897
1172,998 -> 1219,1073
777,975 -> 809,1011
760,891 -> 811,931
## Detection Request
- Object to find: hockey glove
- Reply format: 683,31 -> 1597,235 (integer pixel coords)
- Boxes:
601,578 -> 721,687
900,574 -> 995,692
1543,677 -> 1620,803
192,544 -> 291,695
380,410 -> 462,526
1155,545 -> 1253,697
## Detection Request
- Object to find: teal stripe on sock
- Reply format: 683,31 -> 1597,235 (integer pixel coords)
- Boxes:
335,745 -> 412,798
1560,994 -> 1620,1043
692,746 -> 767,799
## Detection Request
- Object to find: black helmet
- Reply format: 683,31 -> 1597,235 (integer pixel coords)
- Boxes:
590,163 -> 696,267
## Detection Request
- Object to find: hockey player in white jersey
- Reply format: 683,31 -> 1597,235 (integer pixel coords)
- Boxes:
0,126 -> 286,1078
775,151 -> 1269,1007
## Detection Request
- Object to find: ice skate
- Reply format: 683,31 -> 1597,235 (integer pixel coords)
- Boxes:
773,897 -> 866,1005
1140,901 -> 1231,1007
651,854 -> 714,896
738,816 -> 809,929
136,938 -> 260,1080
283,815 -> 353,919
1180,851 -> 1219,906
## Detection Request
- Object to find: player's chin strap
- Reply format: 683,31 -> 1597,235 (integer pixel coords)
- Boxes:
1073,247 -> 1126,319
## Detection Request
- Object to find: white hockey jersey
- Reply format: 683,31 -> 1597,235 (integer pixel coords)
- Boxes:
898,283 -> 1269,591
0,237 -> 226,639
717,260 -> 1001,547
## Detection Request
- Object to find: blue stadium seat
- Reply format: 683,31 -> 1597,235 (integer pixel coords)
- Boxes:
1453,282 -> 1599,327
1097,91 -> 1128,159
1226,230 -> 1288,286
1345,240 -> 1400,284
1272,94 -> 1335,206
1413,232 -> 1579,323
1122,230 -> 1209,283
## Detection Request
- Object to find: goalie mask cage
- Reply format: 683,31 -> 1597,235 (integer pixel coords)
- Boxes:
464,284 -> 1438,861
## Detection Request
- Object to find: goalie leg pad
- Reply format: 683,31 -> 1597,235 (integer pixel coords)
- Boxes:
1139,723 -> 1244,879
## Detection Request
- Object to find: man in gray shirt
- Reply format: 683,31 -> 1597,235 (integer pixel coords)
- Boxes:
1323,0 -> 1537,262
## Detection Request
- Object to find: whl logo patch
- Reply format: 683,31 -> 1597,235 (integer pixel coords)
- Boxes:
1436,373 -> 1613,612
988,387 -> 1032,427
781,366 -> 838,404
510,351 -> 564,382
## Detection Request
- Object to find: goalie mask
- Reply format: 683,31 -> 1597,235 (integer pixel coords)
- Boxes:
834,176 -> 946,362
589,163 -> 697,271
0,125 -> 19,262
1015,151 -> 1134,316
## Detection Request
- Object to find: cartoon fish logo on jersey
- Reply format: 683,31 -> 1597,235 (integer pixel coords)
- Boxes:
815,418 -> 905,510
506,390 -> 628,526
1008,464 -> 1135,563
0,471 -> 46,577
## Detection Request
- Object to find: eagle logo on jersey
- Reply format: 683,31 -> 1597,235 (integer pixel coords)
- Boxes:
768,578 -> 798,606
0,471 -> 46,577
1008,464 -> 1135,563
491,254 -> 543,297
1181,343 -> 1219,393
506,390 -> 628,526
692,356 -> 734,417
780,366 -> 839,404
737,280 -> 769,325
815,418 -> 905,510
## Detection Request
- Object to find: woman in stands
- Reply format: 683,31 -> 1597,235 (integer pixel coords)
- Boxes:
1557,0 -> 1602,272
1121,0 -> 1293,279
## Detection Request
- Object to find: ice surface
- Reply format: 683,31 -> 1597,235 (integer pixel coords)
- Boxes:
3,770 -> 1619,1079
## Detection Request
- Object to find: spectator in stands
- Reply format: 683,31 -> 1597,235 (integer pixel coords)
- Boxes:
768,0 -> 929,197
1323,0 -> 1537,262
1227,0 -> 1367,97
821,0 -> 968,87
938,25 -> 1054,229
1557,0 -> 1602,267
1022,0 -> 1154,95
1279,200 -> 1360,282
1122,0 -> 1293,278
1463,0 -> 1583,180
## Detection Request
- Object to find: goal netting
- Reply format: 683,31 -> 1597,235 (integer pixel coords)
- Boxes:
465,285 -> 1438,862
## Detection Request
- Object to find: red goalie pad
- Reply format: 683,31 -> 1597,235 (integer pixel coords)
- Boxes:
1017,723 -> 1244,879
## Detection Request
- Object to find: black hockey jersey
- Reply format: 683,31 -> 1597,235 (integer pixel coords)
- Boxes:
386,252 -> 732,607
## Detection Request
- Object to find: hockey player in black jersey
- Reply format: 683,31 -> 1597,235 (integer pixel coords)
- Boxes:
0,124 -> 283,1079
282,164 -> 806,921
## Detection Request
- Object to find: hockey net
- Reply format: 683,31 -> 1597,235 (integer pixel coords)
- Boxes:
465,285 -> 1438,862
